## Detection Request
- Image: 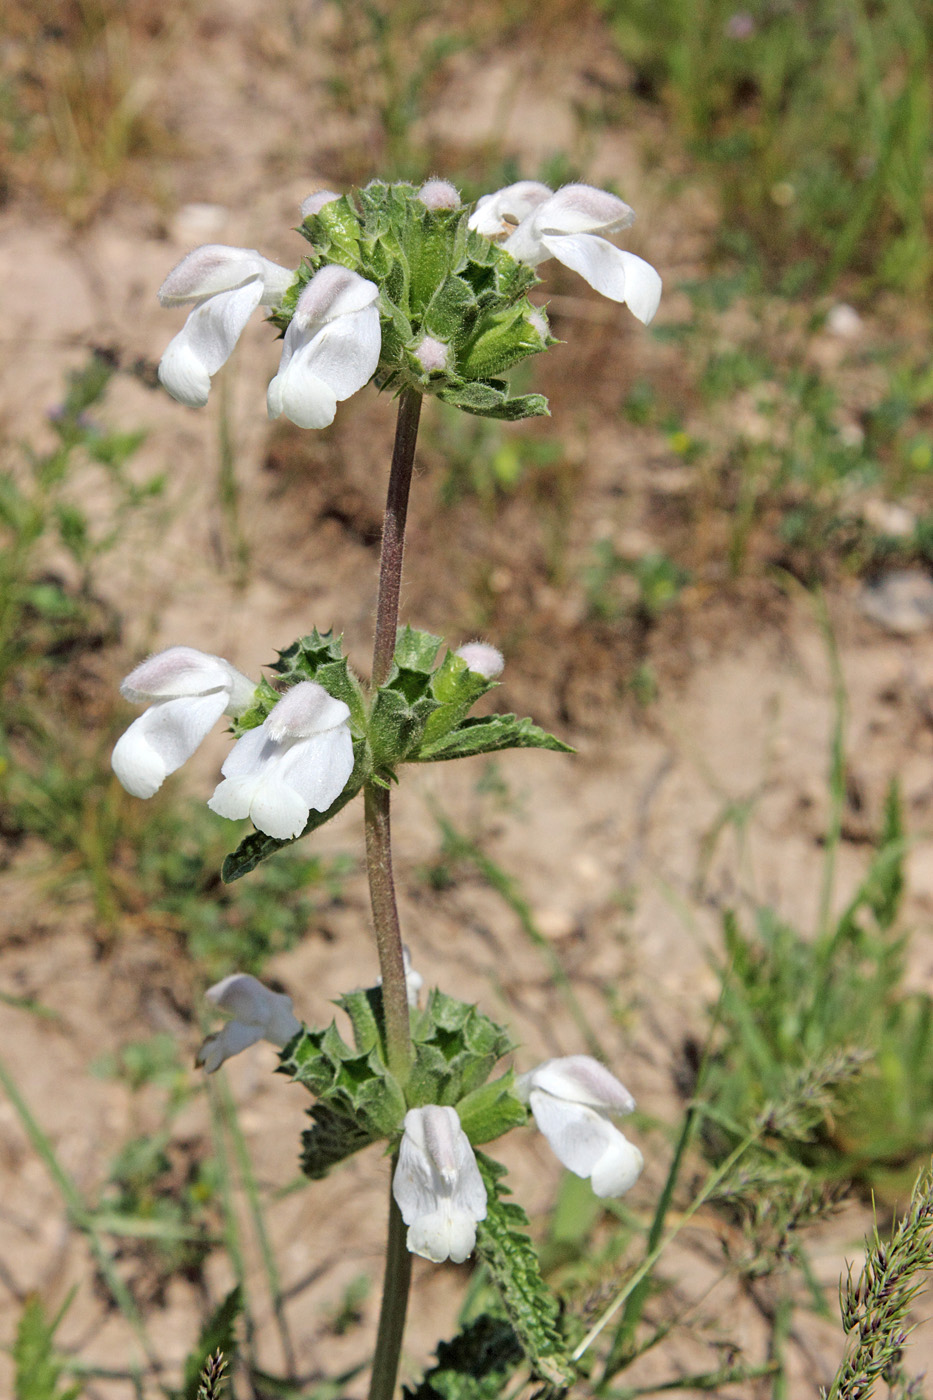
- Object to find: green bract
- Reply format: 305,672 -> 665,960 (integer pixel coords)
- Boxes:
273,182 -> 554,421
278,982 -> 526,1180
221,627 -> 571,880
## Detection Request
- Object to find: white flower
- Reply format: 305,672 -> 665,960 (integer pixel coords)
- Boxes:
207,680 -> 354,840
392,1106 -> 487,1263
455,642 -> 504,679
158,245 -> 295,407
469,182 -> 662,324
469,181 -> 553,237
196,973 -> 302,1073
517,1055 -> 644,1198
112,646 -> 256,799
266,265 -> 381,430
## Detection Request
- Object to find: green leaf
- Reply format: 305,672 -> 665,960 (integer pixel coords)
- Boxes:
422,274 -> 478,342
337,986 -> 386,1055
456,1072 -> 529,1145
394,625 -> 443,673
281,1018 -> 407,1142
271,631 -> 367,728
221,769 -> 365,881
301,1101 -> 383,1180
417,715 -> 574,762
458,301 -> 551,380
437,383 -> 550,421
13,1295 -> 81,1400
369,687 -> 440,767
474,1155 -> 573,1387
407,992 -> 515,1108
229,675 -> 280,735
476,393 -> 550,422
181,1287 -> 240,1400
418,652 -> 497,750
403,1314 -> 524,1400
300,195 -> 363,268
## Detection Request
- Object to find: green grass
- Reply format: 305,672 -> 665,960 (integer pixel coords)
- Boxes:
599,0 -> 933,295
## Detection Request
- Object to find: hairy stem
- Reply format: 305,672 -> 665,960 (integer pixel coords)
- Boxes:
371,387 -> 423,688
368,1168 -> 413,1400
365,780 -> 412,1082
365,388 -> 423,1400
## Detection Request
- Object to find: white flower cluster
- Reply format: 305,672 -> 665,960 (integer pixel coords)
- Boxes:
111,646 -> 353,840
155,180 -> 660,424
195,959 -> 643,1264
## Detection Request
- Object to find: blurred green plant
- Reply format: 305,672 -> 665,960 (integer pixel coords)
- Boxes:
324,0 -> 466,180
0,356 -> 348,964
133,804 -> 352,978
0,350 -> 159,689
647,281 -> 933,580
3,0 -> 176,223
13,1295 -> 81,1400
583,541 -> 690,622
100,1134 -> 221,1296
700,777 -> 933,1200
599,0 -> 933,293
326,1274 -> 371,1337
92,1035 -> 220,1299
426,400 -> 562,509
0,352 -> 162,922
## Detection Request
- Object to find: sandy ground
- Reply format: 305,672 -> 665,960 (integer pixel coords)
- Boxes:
2,3 -> 933,1396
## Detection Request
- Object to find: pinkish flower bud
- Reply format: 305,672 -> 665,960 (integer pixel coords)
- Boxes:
455,642 -> 504,679
725,11 -> 755,38
414,335 -> 450,373
301,190 -> 341,218
417,179 -> 461,211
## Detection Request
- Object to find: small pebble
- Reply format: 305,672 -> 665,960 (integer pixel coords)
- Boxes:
858,569 -> 933,634
826,303 -> 863,338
